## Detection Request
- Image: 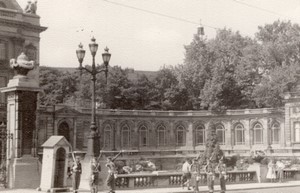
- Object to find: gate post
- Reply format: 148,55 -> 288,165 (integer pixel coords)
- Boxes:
0,53 -> 42,188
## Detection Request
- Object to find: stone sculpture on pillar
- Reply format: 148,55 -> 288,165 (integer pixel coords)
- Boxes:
10,52 -> 34,75
24,1 -> 37,14
0,52 -> 42,188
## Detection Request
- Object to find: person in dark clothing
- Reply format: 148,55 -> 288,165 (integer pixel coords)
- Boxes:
217,158 -> 227,193
105,151 -> 123,193
72,156 -> 82,193
90,157 -> 101,193
205,159 -> 215,193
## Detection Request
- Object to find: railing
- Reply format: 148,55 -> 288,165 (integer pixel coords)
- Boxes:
281,169 -> 300,180
115,170 -> 257,189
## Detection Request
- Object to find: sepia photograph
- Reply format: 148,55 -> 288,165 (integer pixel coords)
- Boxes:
1,0 -> 300,192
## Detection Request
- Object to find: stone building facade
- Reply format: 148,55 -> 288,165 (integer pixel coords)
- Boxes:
37,103 -> 290,155
35,91 -> 300,170
0,0 -> 46,124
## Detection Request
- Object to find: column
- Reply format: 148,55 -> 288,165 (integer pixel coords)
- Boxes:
225,121 -> 232,148
115,120 -> 121,150
131,121 -> 139,149
185,121 -> 193,149
168,120 -> 175,147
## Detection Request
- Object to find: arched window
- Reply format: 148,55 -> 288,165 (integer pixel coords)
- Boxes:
121,125 -> 130,148
294,122 -> 300,142
271,122 -> 280,144
235,124 -> 245,145
254,123 -> 263,144
195,125 -> 205,145
103,125 -> 112,148
176,125 -> 186,146
157,124 -> 166,146
216,125 -> 225,145
139,125 -> 148,147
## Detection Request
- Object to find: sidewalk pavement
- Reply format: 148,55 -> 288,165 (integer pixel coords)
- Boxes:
2,181 -> 300,193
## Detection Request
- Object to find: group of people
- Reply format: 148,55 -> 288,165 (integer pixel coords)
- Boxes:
182,158 -> 227,193
71,151 -> 123,193
266,159 -> 285,183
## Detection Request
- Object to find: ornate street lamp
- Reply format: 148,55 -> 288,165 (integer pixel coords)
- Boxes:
76,37 -> 111,158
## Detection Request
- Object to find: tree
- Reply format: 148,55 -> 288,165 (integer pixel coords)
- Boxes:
252,20 -> 300,107
162,84 -> 191,110
102,66 -> 133,109
252,63 -> 300,107
147,66 -> 192,110
39,67 -> 78,105
198,29 -> 257,112
180,35 -> 212,109
256,20 -> 300,68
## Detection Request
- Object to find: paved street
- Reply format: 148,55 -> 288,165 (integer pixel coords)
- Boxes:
2,181 -> 300,193
227,186 -> 300,193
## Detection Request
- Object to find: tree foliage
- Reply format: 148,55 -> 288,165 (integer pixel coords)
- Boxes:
39,20 -> 300,111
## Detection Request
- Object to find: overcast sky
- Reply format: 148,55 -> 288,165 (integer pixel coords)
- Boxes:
17,0 -> 300,71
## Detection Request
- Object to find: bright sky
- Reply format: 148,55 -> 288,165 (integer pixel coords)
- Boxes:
16,0 -> 300,71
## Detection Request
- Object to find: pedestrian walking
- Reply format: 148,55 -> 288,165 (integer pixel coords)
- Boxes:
205,159 -> 215,193
276,160 -> 285,183
266,159 -> 276,182
72,156 -> 82,193
182,158 -> 192,190
105,150 -> 123,193
217,157 -> 227,193
90,157 -> 101,193
191,158 -> 201,192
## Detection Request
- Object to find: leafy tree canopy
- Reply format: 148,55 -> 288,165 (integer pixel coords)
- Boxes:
39,20 -> 300,111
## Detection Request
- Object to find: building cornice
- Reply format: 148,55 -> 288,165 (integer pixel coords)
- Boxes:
0,18 -> 47,33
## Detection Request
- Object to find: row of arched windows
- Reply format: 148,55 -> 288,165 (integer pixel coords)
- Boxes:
102,122 -> 281,148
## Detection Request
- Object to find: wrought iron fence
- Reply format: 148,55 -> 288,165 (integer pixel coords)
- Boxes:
0,122 -> 12,189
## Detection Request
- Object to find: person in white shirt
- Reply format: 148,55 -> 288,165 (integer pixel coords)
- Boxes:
182,158 -> 192,190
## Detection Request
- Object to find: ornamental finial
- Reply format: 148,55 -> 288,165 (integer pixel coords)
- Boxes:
10,52 -> 35,76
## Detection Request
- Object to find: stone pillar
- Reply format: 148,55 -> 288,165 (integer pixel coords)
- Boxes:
132,121 -> 139,149
262,119 -> 269,148
168,120 -> 175,147
185,121 -> 193,149
224,121 -> 232,148
115,120 -> 121,150
1,53 -> 42,188
245,120 -> 251,147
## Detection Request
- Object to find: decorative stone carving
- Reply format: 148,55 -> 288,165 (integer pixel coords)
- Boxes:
10,52 -> 34,76
24,1 -> 37,14
25,44 -> 37,61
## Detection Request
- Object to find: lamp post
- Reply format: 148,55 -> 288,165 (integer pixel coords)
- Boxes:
76,37 -> 111,158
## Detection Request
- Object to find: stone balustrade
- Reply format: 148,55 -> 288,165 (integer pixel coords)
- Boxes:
281,169 -> 300,180
115,170 -> 257,189
0,8 -> 17,18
